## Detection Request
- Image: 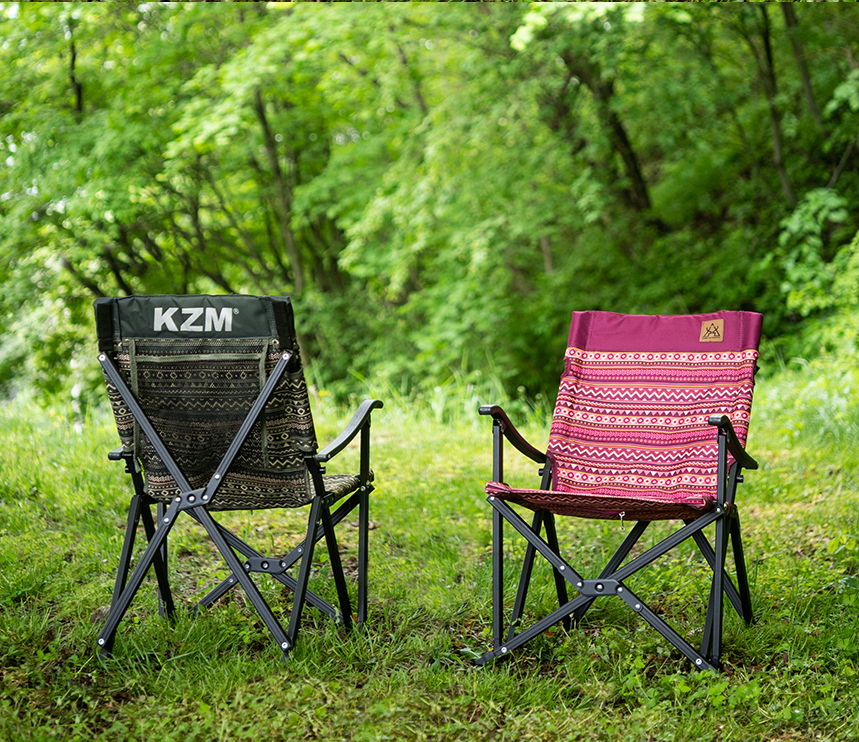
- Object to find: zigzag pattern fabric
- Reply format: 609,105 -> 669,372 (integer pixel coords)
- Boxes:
487,311 -> 762,521
104,335 -> 327,511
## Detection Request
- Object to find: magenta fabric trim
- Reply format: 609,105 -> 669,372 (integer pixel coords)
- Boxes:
567,310 -> 762,353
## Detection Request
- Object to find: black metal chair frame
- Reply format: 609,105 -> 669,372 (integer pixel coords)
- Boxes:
477,405 -> 757,672
97,348 -> 382,662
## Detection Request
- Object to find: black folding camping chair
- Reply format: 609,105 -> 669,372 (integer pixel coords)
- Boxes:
94,294 -> 382,661
477,310 -> 761,672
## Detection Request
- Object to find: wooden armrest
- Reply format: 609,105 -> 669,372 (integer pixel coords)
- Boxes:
479,405 -> 547,465
708,415 -> 758,470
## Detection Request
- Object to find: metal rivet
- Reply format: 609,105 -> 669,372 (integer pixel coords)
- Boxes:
281,642 -> 289,649
559,565 -> 565,571
262,562 -> 269,570
298,548 -> 303,554
282,353 -> 289,361
202,495 -> 209,501
616,587 -> 623,594
576,582 -> 583,588
97,638 -> 105,646
489,497 -> 495,501
174,497 -> 181,503
214,473 -> 221,480
280,561 -> 286,568
596,583 -> 604,592
163,518 -> 169,524
229,578 -> 234,584
696,658 -> 702,666
634,603 -> 641,611
501,647 -> 507,654
98,354 -> 106,362
188,495 -> 195,503
244,563 -> 251,571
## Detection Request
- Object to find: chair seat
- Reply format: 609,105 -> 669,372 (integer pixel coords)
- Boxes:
485,480 -> 715,521
145,471 -> 371,511
318,473 -> 369,501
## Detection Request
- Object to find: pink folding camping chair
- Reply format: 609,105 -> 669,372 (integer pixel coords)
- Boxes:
477,311 -> 761,671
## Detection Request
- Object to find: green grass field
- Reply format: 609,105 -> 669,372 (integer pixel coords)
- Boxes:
1,359 -> 858,741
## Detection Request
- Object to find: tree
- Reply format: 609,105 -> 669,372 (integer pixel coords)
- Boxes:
1,2 -> 858,400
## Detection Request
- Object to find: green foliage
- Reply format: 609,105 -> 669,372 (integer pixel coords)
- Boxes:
758,225 -> 859,366
2,3 -> 859,400
825,68 -> 859,116
774,188 -> 850,317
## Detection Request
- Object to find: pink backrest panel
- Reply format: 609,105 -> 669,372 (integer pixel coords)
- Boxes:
547,311 -> 762,501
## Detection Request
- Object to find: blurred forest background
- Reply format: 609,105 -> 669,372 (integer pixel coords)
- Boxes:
1,2 -> 858,404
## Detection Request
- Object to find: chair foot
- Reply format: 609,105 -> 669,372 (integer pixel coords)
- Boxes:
97,630 -> 118,659
337,613 -> 354,630
474,650 -> 508,667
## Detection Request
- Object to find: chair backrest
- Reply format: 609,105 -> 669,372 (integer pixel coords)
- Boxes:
95,295 -> 317,510
547,311 -> 762,510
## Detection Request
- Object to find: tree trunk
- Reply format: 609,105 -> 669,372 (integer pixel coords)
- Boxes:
740,7 -> 797,208
560,52 -> 655,215
540,234 -> 553,276
69,40 -> 83,114
394,40 -> 429,117
782,4 -> 824,131
253,88 -> 306,293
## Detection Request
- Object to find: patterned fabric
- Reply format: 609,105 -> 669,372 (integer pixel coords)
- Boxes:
487,311 -> 762,521
103,333 -> 327,511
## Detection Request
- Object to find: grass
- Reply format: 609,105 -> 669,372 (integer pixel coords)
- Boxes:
1,360 -> 859,741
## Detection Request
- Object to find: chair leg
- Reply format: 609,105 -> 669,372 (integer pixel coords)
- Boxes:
98,507 -> 176,657
110,495 -> 174,618
491,504 -> 504,651
320,503 -> 353,630
615,584 -> 717,671
689,523 -> 746,621
730,512 -> 754,624
193,493 -> 362,620
503,511 -> 573,638
542,513 -> 571,632
155,502 -> 172,619
287,496 -> 324,648
700,512 -> 729,666
111,494 -> 142,608
507,511 -> 544,641
140,501 -> 175,619
356,485 -> 370,628
195,523 -> 334,620
115,456 -> 148,605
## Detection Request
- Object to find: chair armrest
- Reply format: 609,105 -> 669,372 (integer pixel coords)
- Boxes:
314,399 -> 384,463
108,447 -> 127,462
479,405 -> 547,465
708,415 -> 758,470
